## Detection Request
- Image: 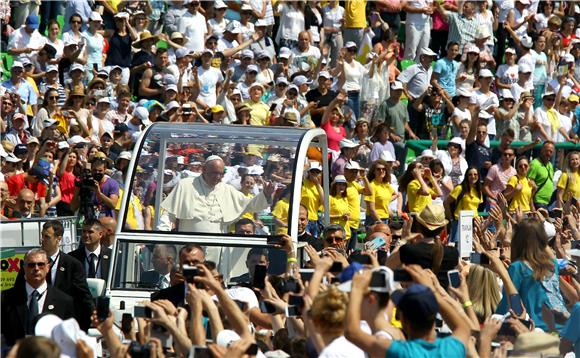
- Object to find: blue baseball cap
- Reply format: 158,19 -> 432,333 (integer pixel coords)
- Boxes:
391,284 -> 439,321
25,15 -> 40,29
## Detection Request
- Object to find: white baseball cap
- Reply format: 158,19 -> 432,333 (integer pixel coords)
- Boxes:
479,69 -> 494,78
345,160 -> 362,170
390,81 -> 404,90
419,47 -> 437,57
89,11 -> 103,22
339,139 -> 358,149
380,151 -> 396,162
518,64 -> 532,73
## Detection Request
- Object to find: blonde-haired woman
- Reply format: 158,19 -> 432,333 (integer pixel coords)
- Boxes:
310,285 -> 365,357
556,151 -> 580,208
466,265 -> 501,324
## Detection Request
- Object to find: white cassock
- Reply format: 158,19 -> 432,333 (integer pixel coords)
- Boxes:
157,175 -> 270,233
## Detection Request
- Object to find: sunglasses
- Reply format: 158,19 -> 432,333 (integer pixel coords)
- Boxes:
518,164 -> 529,168
375,167 -> 386,171
325,236 -> 344,243
27,262 -> 47,268
503,152 -> 515,157
544,97 -> 556,101
48,96 -> 58,100
71,20 -> 82,24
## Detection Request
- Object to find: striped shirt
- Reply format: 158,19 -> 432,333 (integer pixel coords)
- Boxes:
447,13 -> 479,54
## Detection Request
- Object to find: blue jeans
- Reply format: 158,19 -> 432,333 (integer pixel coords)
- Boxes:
347,91 -> 361,119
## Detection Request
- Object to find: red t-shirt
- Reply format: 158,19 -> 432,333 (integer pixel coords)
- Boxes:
59,171 -> 78,204
322,121 -> 346,152
6,173 -> 47,200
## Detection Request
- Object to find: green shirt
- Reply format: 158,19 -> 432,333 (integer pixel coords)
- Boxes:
527,158 -> 554,205
383,100 -> 409,138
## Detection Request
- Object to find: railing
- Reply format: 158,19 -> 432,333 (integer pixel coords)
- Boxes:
0,216 -> 78,253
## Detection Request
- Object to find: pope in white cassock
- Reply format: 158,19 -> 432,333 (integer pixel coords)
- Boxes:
157,155 -> 275,233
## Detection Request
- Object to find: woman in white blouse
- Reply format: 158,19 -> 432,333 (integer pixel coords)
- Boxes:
208,1 -> 230,39
274,0 -> 305,49
322,0 -> 345,67
339,42 -> 368,119
62,13 -> 85,46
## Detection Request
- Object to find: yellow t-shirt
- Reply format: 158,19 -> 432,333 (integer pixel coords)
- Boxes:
241,192 -> 255,220
557,172 -> 580,201
507,175 -> 533,212
449,185 -> 482,220
115,188 -> 143,230
364,181 -> 394,219
407,179 -> 436,214
272,197 -> 290,234
344,0 -> 367,28
346,181 -> 364,228
330,194 -> 351,239
301,179 -> 321,221
245,100 -> 271,126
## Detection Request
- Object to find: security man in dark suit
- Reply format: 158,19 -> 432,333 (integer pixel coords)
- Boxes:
69,218 -> 112,284
151,243 -> 205,307
1,249 -> 74,346
14,220 -> 95,331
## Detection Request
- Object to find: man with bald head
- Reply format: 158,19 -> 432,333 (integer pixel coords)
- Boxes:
158,155 -> 275,233
99,216 -> 117,249
6,188 -> 36,218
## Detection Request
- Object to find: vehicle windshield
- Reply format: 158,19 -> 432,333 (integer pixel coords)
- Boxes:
120,124 -> 314,237
111,239 -> 288,290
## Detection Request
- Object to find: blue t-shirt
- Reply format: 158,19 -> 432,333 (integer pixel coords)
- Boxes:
386,336 -> 466,357
433,58 -> 459,97
561,302 -> 580,357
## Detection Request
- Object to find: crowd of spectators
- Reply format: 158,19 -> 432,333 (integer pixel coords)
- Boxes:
1,0 -> 580,357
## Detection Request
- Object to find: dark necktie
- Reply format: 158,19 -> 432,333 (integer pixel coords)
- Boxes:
88,253 -> 97,278
27,290 -> 40,334
47,258 -> 54,285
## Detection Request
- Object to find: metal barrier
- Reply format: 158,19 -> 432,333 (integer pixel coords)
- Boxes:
0,216 -> 78,253
405,140 -> 580,155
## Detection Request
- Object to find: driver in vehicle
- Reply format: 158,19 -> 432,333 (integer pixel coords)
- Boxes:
141,244 -> 177,289
157,155 -> 275,233
151,243 -> 205,307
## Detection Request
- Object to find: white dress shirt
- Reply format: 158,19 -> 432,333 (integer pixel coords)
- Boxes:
84,245 -> 102,279
48,250 -> 60,285
25,282 -> 48,315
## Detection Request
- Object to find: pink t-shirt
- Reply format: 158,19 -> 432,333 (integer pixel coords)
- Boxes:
322,121 -> 346,152
485,164 -> 517,199
432,0 -> 455,31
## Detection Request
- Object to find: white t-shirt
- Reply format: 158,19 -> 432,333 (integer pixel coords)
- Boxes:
533,106 -> 555,140
240,22 -> 255,42
322,5 -> 345,30
197,66 -> 224,107
318,336 -> 366,358
275,3 -> 305,43
406,0 -> 432,26
517,53 -> 536,89
451,107 -> 471,136
208,18 -> 230,39
343,60 -> 368,92
291,46 -> 321,73
496,64 -> 519,86
474,90 -> 499,135
217,37 -> 239,52
557,112 -> 572,143
178,11 -> 208,52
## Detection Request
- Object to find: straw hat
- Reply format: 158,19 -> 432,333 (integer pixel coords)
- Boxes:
415,204 -> 448,231
133,31 -> 159,48
69,86 -> 86,97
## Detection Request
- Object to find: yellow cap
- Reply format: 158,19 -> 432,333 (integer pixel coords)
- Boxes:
211,105 -> 225,113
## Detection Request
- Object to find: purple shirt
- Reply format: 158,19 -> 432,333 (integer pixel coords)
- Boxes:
332,155 -> 348,178
94,177 -> 120,218
369,141 -> 396,163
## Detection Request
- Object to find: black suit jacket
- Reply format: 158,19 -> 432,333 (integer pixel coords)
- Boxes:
141,270 -> 164,289
151,282 -> 185,308
1,285 -> 74,346
68,246 -> 112,284
14,253 -> 95,331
